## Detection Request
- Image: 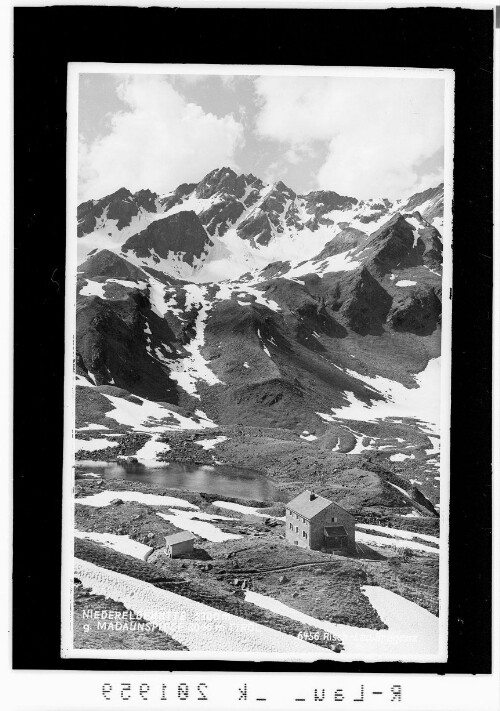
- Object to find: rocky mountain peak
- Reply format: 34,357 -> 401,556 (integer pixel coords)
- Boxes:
195,166 -> 247,200
314,227 -> 367,260
158,182 -> 197,213
133,188 -> 159,212
99,186 -> 133,202
122,210 -> 212,268
271,180 -> 296,199
79,249 -> 147,282
77,187 -> 149,238
77,170 -> 444,285
301,189 -> 358,214
400,183 -> 444,227
403,183 -> 443,212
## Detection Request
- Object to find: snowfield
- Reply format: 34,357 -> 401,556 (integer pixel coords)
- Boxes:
357,523 -> 439,545
195,436 -> 228,450
213,501 -> 285,521
134,435 -> 171,465
300,433 -> 318,441
156,511 -> 242,543
79,279 -> 107,298
100,392 -> 217,432
75,438 -> 119,452
76,489 -> 199,510
167,509 -> 236,522
74,558 -> 333,657
74,531 -> 153,561
404,215 -> 421,247
286,249 -> 360,280
390,452 -> 415,462
77,423 -> 110,431
355,530 -> 439,555
169,285 -> 223,398
245,584 -> 439,661
325,357 -> 441,437
388,481 -> 413,500
236,284 -> 281,312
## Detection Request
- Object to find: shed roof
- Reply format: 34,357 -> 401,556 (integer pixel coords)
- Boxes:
165,531 -> 196,545
286,490 -> 333,519
324,525 -> 348,537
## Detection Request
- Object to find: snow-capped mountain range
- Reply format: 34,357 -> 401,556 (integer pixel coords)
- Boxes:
77,167 -> 444,282
75,167 -> 444,502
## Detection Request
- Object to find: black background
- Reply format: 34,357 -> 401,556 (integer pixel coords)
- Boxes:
14,6 -> 493,673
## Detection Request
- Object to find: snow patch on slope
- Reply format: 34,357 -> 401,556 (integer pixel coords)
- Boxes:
134,435 -> 171,466
77,489 -> 198,510
74,530 -> 153,561
195,436 -> 228,450
75,438 -> 119,451
286,249 -> 360,280
213,501 -> 285,521
156,511 -> 241,543
169,285 -> 223,398
326,358 -> 441,436
74,558 -> 330,656
77,423 -> 110,431
100,392 -> 217,431
245,584 -> 438,661
390,453 -> 415,462
357,523 -> 439,545
79,280 -> 107,298
356,530 -> 438,555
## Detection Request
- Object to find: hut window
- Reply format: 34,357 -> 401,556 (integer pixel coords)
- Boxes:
302,530 -> 307,539
295,526 -> 299,533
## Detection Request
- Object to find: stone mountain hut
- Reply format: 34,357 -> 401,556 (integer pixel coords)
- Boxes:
285,490 -> 356,554
164,531 -> 195,558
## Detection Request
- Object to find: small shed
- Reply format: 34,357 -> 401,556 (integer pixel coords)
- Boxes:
164,531 -> 195,558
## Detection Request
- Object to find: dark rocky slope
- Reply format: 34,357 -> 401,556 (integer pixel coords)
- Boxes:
122,211 -> 212,265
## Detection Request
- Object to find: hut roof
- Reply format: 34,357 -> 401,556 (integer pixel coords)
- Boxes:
165,531 -> 195,545
286,490 -> 333,519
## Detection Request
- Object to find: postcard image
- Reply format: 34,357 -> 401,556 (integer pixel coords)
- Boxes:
62,64 -> 453,662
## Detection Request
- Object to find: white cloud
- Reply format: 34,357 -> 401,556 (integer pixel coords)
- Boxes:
262,160 -> 281,185
254,76 -> 445,199
79,75 -> 244,201
284,147 -> 305,165
401,167 -> 444,199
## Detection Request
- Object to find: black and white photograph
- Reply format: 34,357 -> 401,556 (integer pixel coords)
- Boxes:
9,3 -> 497,710
62,64 -> 453,662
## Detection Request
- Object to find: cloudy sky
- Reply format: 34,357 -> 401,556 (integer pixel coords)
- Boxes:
78,71 -> 445,203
